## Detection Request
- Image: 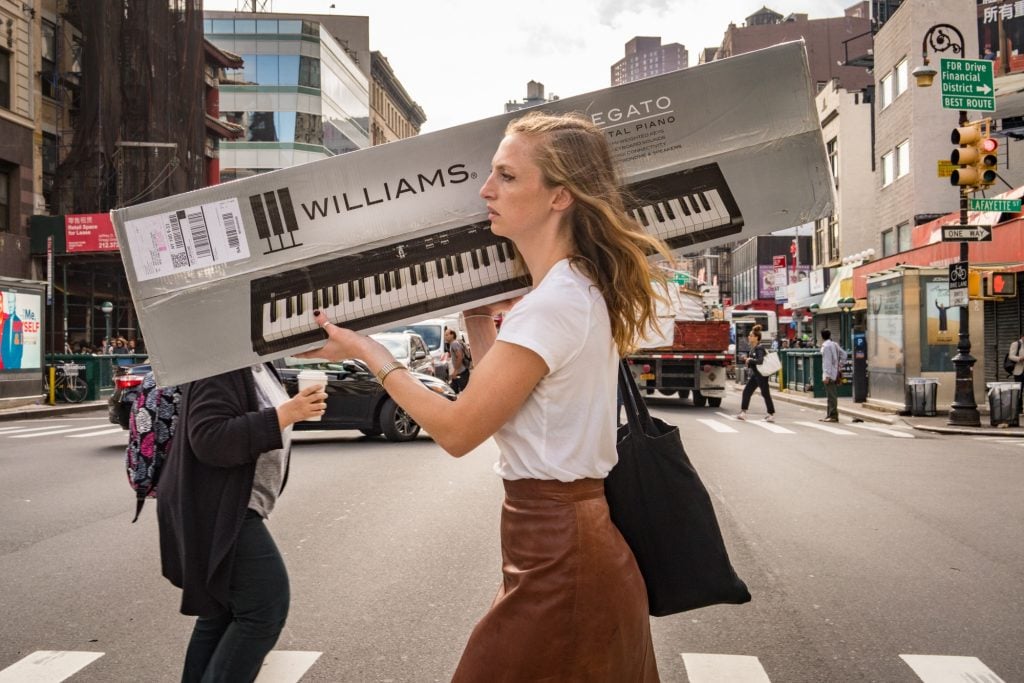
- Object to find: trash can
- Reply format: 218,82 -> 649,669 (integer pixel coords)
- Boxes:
904,378 -> 938,417
986,382 -> 1021,427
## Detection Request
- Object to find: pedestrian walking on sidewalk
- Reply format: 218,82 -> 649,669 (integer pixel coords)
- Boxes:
302,111 -> 666,681
1009,334 -> 1024,414
737,324 -> 775,422
820,329 -> 847,422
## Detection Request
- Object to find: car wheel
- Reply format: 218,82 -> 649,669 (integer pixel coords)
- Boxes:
692,391 -> 708,407
708,397 -> 722,408
359,428 -> 382,437
380,399 -> 420,442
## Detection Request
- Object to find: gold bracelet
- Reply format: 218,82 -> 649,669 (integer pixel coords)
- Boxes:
376,360 -> 407,384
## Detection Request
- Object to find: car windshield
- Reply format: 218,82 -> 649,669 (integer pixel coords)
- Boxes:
375,337 -> 409,359
385,324 -> 441,351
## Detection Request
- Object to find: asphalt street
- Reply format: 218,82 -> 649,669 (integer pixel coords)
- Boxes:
0,398 -> 1021,682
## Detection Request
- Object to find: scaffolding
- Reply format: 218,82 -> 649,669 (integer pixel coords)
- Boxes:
54,0 -> 206,213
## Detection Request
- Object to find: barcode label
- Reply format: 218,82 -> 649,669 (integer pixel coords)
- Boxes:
124,198 -> 250,282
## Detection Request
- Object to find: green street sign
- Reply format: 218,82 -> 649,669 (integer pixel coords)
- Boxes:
969,197 -> 1021,212
940,58 -> 994,111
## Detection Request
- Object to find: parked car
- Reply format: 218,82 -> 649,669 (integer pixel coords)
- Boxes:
273,356 -> 455,442
384,316 -> 461,381
369,332 -> 435,376
108,362 -> 153,428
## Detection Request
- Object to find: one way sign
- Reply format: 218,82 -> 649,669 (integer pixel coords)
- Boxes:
941,224 -> 993,242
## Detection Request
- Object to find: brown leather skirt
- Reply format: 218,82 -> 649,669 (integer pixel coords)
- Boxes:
451,478 -> 659,683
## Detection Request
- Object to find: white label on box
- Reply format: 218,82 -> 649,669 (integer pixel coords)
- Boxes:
124,198 -> 250,282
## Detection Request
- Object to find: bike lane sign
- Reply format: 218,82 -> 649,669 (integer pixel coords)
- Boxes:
949,260 -> 969,307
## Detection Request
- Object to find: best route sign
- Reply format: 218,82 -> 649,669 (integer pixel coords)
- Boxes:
941,224 -> 993,242
969,197 -> 1022,212
940,58 -> 994,111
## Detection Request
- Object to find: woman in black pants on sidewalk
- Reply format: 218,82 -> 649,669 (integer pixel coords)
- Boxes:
737,324 -> 775,422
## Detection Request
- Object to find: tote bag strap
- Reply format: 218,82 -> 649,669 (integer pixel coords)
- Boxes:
619,360 -> 655,435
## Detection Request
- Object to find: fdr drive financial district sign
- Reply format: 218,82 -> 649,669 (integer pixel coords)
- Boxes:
940,58 -> 994,111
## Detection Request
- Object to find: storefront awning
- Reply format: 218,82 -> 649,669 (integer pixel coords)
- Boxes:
818,265 -> 854,312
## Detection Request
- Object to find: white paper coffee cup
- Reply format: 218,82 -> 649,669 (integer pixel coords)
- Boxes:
296,369 -> 328,422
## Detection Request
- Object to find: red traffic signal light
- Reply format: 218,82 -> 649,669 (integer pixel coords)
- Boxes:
950,120 -> 998,188
987,271 -> 1016,297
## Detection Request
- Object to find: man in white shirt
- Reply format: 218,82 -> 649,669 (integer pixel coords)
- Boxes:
819,329 -> 847,422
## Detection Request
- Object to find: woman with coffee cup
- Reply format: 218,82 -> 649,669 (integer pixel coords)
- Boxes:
157,364 -> 326,682
301,111 -> 670,680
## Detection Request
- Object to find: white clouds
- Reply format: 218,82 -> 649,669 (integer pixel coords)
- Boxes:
205,0 -> 851,132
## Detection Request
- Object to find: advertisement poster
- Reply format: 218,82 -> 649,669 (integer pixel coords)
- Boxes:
0,287 -> 43,371
759,263 -> 811,300
66,213 -> 119,253
868,279 -> 903,371
978,0 -> 1024,74
921,278 -> 959,371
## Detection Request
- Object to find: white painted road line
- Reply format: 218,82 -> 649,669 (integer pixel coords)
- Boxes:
9,425 -> 118,438
851,423 -> 915,438
0,426 -> 32,433
745,420 -> 795,434
0,425 -> 69,435
253,651 -> 322,683
697,419 -> 738,433
682,653 -> 771,683
0,650 -> 103,682
794,420 -> 857,435
900,654 -> 1006,683
66,427 -> 126,438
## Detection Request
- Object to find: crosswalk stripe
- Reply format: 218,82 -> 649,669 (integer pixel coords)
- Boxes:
899,654 -> 1006,682
794,420 -> 857,435
852,423 -> 915,438
745,420 -> 795,434
67,428 -> 126,438
0,425 -> 68,435
681,653 -> 771,682
253,651 -> 322,683
0,650 -> 103,682
697,419 -> 738,433
9,425 -> 118,438
0,426 -> 31,433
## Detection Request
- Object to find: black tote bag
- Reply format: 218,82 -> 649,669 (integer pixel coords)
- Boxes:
606,361 -> 751,616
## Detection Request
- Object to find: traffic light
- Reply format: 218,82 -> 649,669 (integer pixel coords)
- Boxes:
950,119 -> 998,189
984,271 -> 1016,297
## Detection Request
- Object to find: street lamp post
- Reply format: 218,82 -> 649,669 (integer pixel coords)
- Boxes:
913,23 -> 981,427
100,301 -> 113,352
838,297 -> 856,352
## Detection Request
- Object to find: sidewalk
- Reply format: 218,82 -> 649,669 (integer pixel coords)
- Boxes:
743,383 -> 1024,437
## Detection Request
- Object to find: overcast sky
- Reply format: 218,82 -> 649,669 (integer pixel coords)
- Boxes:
205,0 -> 852,133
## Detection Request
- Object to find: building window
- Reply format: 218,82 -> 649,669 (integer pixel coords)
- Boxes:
0,169 -> 8,231
881,150 -> 894,186
828,213 -> 840,261
0,50 -> 9,109
42,20 -> 57,99
827,137 -> 839,186
880,71 -> 893,109
882,228 -> 896,256
896,221 -> 911,252
814,216 -> 826,265
895,58 -> 908,97
896,139 -> 910,178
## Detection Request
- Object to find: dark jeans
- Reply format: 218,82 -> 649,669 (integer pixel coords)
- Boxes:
182,510 -> 290,683
451,368 -> 470,394
740,370 -> 775,414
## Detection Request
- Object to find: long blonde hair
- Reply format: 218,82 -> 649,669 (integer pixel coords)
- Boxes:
505,111 -> 672,354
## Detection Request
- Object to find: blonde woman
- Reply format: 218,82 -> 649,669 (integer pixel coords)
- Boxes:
304,111 -> 670,681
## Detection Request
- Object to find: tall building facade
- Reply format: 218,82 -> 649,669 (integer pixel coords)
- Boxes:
371,51 -> 425,144
610,37 -> 687,86
205,12 -> 372,181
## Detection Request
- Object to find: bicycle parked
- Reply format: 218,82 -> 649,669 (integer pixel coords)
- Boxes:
44,362 -> 88,403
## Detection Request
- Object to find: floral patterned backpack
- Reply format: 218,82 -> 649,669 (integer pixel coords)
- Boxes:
125,372 -> 180,522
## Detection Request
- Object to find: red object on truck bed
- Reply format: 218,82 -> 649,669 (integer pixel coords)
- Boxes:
643,320 -> 730,352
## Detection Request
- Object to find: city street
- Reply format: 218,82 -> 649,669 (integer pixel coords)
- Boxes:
0,399 -> 1022,682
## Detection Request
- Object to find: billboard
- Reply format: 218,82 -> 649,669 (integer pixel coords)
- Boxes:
65,213 -> 120,253
0,287 -> 43,372
977,0 -> 1024,74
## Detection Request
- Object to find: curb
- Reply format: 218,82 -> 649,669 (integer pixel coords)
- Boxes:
0,401 -> 108,422
910,423 -> 1024,437
742,386 -> 898,425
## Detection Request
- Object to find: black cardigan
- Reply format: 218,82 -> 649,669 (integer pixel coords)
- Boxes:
157,366 -> 286,616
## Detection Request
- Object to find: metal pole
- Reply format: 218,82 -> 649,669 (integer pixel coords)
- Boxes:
948,110 -> 981,426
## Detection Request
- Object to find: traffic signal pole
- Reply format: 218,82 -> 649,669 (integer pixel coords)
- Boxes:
949,108 -> 981,427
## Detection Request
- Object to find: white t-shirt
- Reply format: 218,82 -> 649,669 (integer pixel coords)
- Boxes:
493,259 -> 618,481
